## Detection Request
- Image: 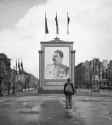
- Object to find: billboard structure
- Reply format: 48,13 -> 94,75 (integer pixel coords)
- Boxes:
39,37 -> 75,91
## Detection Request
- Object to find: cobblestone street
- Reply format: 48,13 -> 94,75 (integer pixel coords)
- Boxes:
38,99 -> 84,125
0,94 -> 112,125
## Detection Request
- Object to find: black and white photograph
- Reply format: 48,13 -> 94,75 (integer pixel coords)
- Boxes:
0,0 -> 112,125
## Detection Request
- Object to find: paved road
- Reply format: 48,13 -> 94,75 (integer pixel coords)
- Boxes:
0,95 -> 112,125
38,99 -> 84,125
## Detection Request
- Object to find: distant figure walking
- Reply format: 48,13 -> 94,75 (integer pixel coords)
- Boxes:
64,78 -> 75,109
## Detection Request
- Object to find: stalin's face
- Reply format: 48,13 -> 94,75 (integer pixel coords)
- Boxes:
52,52 -> 62,65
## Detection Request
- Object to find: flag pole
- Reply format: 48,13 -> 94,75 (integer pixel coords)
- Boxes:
67,11 -> 70,35
55,12 -> 59,38
45,11 -> 49,34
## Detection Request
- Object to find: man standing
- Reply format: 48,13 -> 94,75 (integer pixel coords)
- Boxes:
64,78 -> 75,109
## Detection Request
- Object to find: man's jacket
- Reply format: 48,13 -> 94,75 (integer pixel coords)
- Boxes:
64,82 -> 75,95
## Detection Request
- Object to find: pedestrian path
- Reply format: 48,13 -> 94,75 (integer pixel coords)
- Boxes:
38,99 -> 84,125
76,89 -> 112,97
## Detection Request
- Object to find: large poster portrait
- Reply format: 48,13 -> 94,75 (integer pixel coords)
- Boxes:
44,47 -> 70,79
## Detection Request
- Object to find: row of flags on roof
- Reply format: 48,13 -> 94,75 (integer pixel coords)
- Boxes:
15,59 -> 24,74
45,12 -> 70,34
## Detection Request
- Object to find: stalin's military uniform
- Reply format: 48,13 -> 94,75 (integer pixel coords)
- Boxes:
45,64 -> 69,79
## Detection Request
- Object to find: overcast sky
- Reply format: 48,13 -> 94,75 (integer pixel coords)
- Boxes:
0,0 -> 112,77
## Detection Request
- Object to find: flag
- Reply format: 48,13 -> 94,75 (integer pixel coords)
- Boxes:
20,60 -> 24,72
16,60 -> 18,74
18,59 -> 21,73
55,12 -> 59,34
67,12 -> 70,34
45,12 -> 49,34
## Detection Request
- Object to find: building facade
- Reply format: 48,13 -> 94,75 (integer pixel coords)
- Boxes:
0,53 -> 11,96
